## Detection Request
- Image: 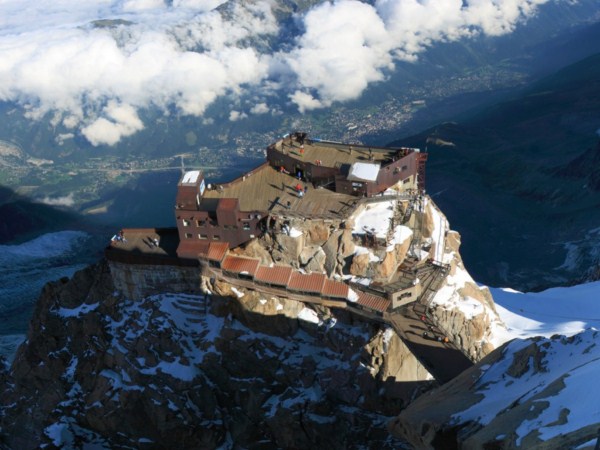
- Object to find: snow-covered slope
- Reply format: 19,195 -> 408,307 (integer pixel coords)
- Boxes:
0,231 -> 92,361
390,279 -> 600,449
454,329 -> 600,448
490,281 -> 600,341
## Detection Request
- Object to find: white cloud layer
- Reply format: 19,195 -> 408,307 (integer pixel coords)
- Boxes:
0,0 -> 555,145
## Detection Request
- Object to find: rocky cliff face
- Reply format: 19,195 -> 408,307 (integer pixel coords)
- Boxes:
420,199 -> 501,360
0,261 -> 433,449
428,229 -> 500,360
234,195 -> 504,362
0,194 -> 511,447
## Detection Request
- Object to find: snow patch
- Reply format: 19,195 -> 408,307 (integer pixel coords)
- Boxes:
354,245 -> 380,262
298,307 -> 319,324
352,200 -> 395,239
0,230 -> 89,259
57,302 -> 99,318
390,225 -> 412,246
231,287 -> 245,298
348,162 -> 380,181
489,280 -> 600,342
289,227 -> 303,238
425,199 -> 447,263
454,329 -> 600,447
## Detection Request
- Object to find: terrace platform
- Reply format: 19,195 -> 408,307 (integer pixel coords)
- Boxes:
275,140 -> 394,168
202,164 -> 358,219
105,228 -> 190,265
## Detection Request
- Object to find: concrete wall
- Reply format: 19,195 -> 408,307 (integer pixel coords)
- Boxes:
108,260 -> 202,300
391,284 -> 422,309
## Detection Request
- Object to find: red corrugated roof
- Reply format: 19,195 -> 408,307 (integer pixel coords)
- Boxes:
206,242 -> 228,262
254,265 -> 293,286
288,272 -> 326,294
322,279 -> 349,299
356,291 -> 390,313
221,255 -> 260,276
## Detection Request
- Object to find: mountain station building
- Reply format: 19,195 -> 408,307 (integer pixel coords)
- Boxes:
175,132 -> 426,260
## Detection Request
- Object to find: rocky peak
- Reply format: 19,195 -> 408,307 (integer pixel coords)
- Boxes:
0,260 -> 436,448
390,329 -> 600,449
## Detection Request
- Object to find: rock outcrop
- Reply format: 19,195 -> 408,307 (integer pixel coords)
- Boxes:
428,229 -> 500,360
0,193 -> 515,448
234,195 -> 504,363
0,261 -> 434,449
389,329 -> 600,449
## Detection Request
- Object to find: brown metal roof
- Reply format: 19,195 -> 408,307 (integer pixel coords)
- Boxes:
322,279 -> 349,299
221,255 -> 260,276
177,240 -> 209,259
254,265 -> 293,286
288,272 -> 326,294
218,198 -> 239,211
206,242 -> 229,262
176,188 -> 197,208
356,291 -> 390,313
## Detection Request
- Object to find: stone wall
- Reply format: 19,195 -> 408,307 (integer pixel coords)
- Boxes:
108,260 -> 202,300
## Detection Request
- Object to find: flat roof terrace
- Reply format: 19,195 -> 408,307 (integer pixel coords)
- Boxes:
105,228 -> 192,264
273,139 -> 395,168
202,164 -> 358,219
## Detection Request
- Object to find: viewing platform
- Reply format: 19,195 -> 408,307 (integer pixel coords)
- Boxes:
104,228 -> 195,266
201,163 -> 358,220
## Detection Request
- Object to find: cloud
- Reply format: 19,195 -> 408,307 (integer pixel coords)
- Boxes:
285,0 -> 554,111
289,91 -> 325,114
285,1 -> 393,106
37,193 -> 76,207
229,110 -> 247,121
82,102 -> 144,146
0,0 -> 556,145
250,103 -> 269,114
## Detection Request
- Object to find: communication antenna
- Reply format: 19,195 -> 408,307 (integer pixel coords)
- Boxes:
174,153 -> 193,174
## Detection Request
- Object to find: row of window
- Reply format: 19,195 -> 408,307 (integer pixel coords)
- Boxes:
185,233 -> 220,240
182,219 -> 251,230
183,232 -> 256,240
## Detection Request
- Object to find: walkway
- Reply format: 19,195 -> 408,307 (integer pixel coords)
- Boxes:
386,308 -> 473,384
385,264 -> 473,383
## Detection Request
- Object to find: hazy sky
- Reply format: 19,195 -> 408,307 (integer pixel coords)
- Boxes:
0,0 -> 555,145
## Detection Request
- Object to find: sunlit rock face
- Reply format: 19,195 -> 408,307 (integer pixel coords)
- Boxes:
235,194 -> 504,363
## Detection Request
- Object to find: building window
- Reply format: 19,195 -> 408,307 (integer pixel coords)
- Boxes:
401,165 -> 408,171
213,235 -> 220,240
183,219 -> 190,227
242,222 -> 250,231
198,234 -> 207,239
185,233 -> 192,239
196,220 -> 205,227
403,178 -> 411,184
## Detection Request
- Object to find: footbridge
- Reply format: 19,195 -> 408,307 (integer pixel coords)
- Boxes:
384,263 -> 474,383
